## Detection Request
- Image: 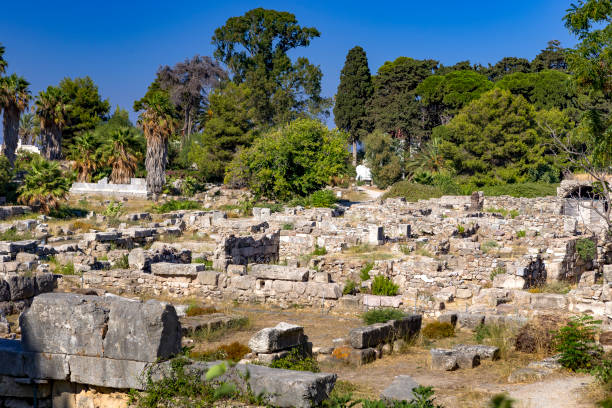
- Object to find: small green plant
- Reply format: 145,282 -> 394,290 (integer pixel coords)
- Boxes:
481,240 -> 499,254
151,199 -> 202,214
103,200 -> 124,218
474,323 -> 491,343
554,315 -> 602,371
0,229 -> 34,242
192,257 -> 213,268
282,223 -> 294,230
269,347 -> 320,372
489,394 -> 514,408
509,209 -> 519,219
362,308 -> 406,325
312,245 -> 327,256
343,279 -> 358,295
113,254 -> 129,269
422,322 -> 454,339
490,266 -> 506,280
456,224 -> 465,234
52,260 -> 76,275
516,230 -> 526,238
306,189 -> 338,208
360,262 -> 373,281
576,238 -> 596,262
399,244 -> 412,255
371,275 -> 399,296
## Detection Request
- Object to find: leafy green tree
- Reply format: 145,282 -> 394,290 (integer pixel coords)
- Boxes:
34,86 -> 69,160
0,74 -> 30,164
439,88 -> 561,184
17,156 -> 72,214
188,83 -> 255,182
0,43 -> 6,75
334,46 -> 373,165
363,130 -> 405,188
213,8 -> 329,126
531,40 -> 568,72
136,91 -> 178,194
369,57 -> 438,147
486,57 -> 532,81
495,70 -> 576,111
416,70 -> 493,127
57,76 -> 110,151
0,156 -> 13,198
225,118 -> 350,200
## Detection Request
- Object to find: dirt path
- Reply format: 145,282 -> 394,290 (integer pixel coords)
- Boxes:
357,185 -> 385,200
504,375 -> 595,408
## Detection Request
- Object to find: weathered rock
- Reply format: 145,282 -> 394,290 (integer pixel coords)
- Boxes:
349,322 -> 394,349
0,279 -> 9,302
150,262 -> 204,276
6,275 -> 35,301
454,350 -> 480,369
438,312 -> 457,327
197,270 -> 219,286
452,344 -> 500,361
456,312 -> 485,329
430,349 -> 458,371
381,375 -> 419,402
34,273 -> 55,295
248,322 -> 305,353
67,355 -> 148,389
24,351 -> 70,380
249,264 -> 309,281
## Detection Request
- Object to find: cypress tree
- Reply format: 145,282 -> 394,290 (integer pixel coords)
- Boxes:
334,46 -> 373,165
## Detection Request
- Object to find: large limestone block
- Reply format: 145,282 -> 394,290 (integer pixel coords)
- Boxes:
103,298 -> 182,362
150,262 -> 204,276
456,312 -> 485,329
67,355 -> 148,389
24,351 -> 70,380
0,375 -> 51,398
0,279 -> 9,301
197,270 -> 219,286
349,322 -> 394,349
35,273 -> 55,295
0,339 -> 25,377
430,349 -> 458,371
391,315 -> 422,339
6,275 -> 35,301
306,282 -> 342,299
249,264 -> 309,281
20,293 -> 109,356
21,293 -> 182,362
248,322 -> 305,353
530,293 -> 567,310
381,375 -> 419,402
493,273 -> 526,290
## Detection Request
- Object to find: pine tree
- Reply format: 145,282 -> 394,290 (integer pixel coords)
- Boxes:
334,46 -> 373,166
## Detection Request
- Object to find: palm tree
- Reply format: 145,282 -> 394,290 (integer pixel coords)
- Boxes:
99,127 -> 142,184
0,74 -> 31,165
0,43 -> 7,75
17,156 -> 71,214
406,136 -> 446,177
137,92 -> 177,194
19,112 -> 40,145
35,86 -> 68,160
67,131 -> 100,182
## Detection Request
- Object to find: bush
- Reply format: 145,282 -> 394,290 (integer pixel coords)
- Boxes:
0,156 -> 14,198
516,230 -> 526,238
362,308 -> 406,325
576,238 -> 596,262
17,156 -> 73,214
312,245 -> 327,256
186,304 -> 218,317
422,322 -> 454,339
515,315 -> 564,354
383,181 -> 444,202
151,200 -> 202,213
343,279 -> 358,295
480,182 -> 558,198
269,347 -> 319,372
360,262 -> 373,281
113,255 -> 129,269
306,190 -> 338,208
225,119 -> 350,201
554,315 -> 602,371
490,266 -> 506,280
371,275 -> 399,296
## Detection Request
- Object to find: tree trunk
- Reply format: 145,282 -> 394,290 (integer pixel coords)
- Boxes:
352,138 -> 357,166
45,125 -> 62,160
2,106 -> 19,165
145,133 -> 167,194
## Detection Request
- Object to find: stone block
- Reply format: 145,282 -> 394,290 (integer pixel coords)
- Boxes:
6,275 -> 35,301
0,279 -> 9,301
150,262 -> 204,276
248,322 -> 305,353
306,282 -> 342,299
103,298 -> 181,362
197,270 -> 219,286
249,264 -> 309,281
456,312 -> 485,329
227,264 -> 247,276
430,349 -> 458,371
493,273 -> 526,290
52,381 -> 76,408
438,313 -> 457,327
231,275 -> 256,290
381,375 -> 419,402
256,350 -> 290,364
24,352 -> 70,380
34,273 -> 55,295
530,294 -> 567,310
0,376 -> 51,398
0,339 -> 25,377
368,226 -> 384,245
67,355 -> 148,389
349,322 -> 394,349
347,347 -> 376,366
454,350 -> 480,368
390,315 -> 422,339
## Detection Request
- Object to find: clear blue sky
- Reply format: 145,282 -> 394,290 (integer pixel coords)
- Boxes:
0,0 -> 578,127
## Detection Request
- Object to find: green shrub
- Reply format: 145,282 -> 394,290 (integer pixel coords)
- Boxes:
490,266 -> 506,280
422,322 -> 454,339
343,279 -> 358,295
576,238 -> 596,262
481,240 -> 499,254
312,245 -> 327,256
456,224 -> 465,234
113,254 -> 129,269
509,209 -> 520,219
360,262 -> 374,281
104,201 -> 124,218
489,394 -> 515,408
554,315 -> 602,371
282,223 -> 294,230
362,308 -> 406,325
192,257 -> 213,268
306,190 -> 338,208
151,200 -> 202,213
592,356 -> 612,386
383,181 -> 444,202
225,119 -> 350,201
371,275 -> 399,296
480,182 -> 558,198
48,205 -> 88,220
50,259 -> 76,275
269,347 -> 320,372
516,230 -> 526,238
0,229 -> 34,242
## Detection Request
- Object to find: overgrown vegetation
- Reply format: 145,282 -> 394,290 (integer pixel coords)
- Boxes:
371,275 -> 399,296
0,228 -> 34,242
343,279 -> 358,295
362,308 -> 406,325
185,303 -> 218,317
268,347 -> 320,372
189,342 -> 250,362
576,238 -> 596,262
422,322 -> 455,339
554,315 -> 602,371
360,262 -> 374,281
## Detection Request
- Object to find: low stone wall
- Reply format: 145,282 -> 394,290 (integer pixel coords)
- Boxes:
0,273 -> 55,316
212,231 -> 280,271
0,206 -> 31,221
69,177 -> 148,198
